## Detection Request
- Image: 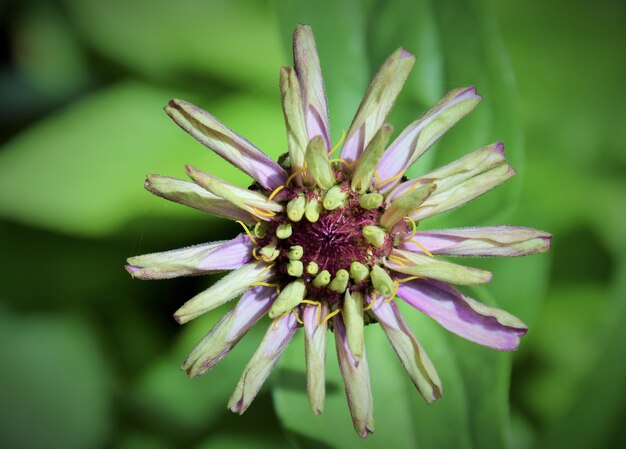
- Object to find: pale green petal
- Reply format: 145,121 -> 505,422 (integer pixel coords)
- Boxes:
350,124 -> 393,193
305,136 -> 335,189
303,302 -> 328,415
280,66 -> 309,182
343,290 -> 365,361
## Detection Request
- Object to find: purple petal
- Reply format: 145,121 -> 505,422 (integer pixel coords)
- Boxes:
397,279 -> 527,351
165,99 -> 287,191
126,234 -> 253,280
183,286 -> 275,378
402,226 -> 552,257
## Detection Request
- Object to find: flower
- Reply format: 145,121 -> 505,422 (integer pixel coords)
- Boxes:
126,24 -> 551,438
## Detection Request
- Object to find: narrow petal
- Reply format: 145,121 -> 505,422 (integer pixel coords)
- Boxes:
165,99 -> 287,191
334,314 -> 374,438
144,175 -> 255,222
402,226 -> 552,257
341,48 -> 415,162
303,302 -> 328,415
343,290 -> 365,362
126,234 -> 253,280
377,87 -> 482,189
350,124 -> 393,193
305,136 -> 335,190
293,25 -> 331,150
174,261 -> 272,324
186,166 -> 283,221
228,312 -> 299,414
397,279 -> 527,350
182,286 -> 275,378
386,249 -> 492,285
280,66 -> 309,182
379,182 -> 435,230
370,298 -> 442,403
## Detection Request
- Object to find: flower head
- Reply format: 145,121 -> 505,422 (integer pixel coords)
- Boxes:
126,25 -> 551,438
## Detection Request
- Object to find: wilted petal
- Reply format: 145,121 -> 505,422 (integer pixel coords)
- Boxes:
144,175 -> 255,222
385,249 -> 492,285
370,298 -> 442,403
174,261 -> 272,324
186,166 -> 283,221
165,99 -> 287,191
397,279 -> 527,350
293,25 -> 331,150
228,312 -> 299,414
334,314 -> 374,438
126,234 -> 253,280
377,87 -> 481,190
303,302 -> 328,415
280,66 -> 309,183
183,286 -> 275,378
341,48 -> 415,163
402,226 -> 552,257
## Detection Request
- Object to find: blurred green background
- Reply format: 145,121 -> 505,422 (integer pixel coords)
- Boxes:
0,0 -> 624,448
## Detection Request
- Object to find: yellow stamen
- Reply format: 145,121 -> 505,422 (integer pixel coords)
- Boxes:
383,281 -> 399,303
250,281 -> 279,288
328,130 -> 346,156
273,310 -> 291,329
258,263 -> 275,277
301,299 -> 322,325
236,220 -> 257,245
293,309 -> 304,325
321,308 -> 341,325
387,254 -> 411,266
251,247 -> 262,261
285,167 -> 305,187
253,221 -> 264,238
404,180 -> 423,194
328,158 -> 353,168
363,292 -> 377,311
409,238 -> 434,258
375,170 -> 405,187
267,185 -> 285,201
403,216 -> 418,240
251,206 -> 276,218
396,275 -> 424,283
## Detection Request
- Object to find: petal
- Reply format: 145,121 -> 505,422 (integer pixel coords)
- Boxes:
279,66 -> 309,181
386,249 -> 492,285
376,87 -> 481,189
126,234 -> 253,280
397,279 -> 527,350
174,261 -> 272,324
186,166 -> 283,221
293,25 -> 331,150
340,48 -> 415,163
305,136 -> 335,190
343,290 -> 365,362
228,312 -> 299,414
402,226 -> 552,257
182,286 -> 275,378
370,298 -> 442,403
334,314 -> 374,438
303,302 -> 328,415
144,175 -> 255,222
165,99 -> 287,191
350,124 -> 393,193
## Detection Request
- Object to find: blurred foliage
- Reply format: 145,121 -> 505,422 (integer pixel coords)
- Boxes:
0,0 -> 623,449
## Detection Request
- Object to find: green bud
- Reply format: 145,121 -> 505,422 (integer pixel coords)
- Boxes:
259,243 -> 279,262
305,198 -> 322,223
359,193 -> 383,210
306,261 -> 319,275
362,225 -> 387,249
323,185 -> 348,211
268,279 -> 305,318
288,245 -> 304,260
343,290 -> 365,360
305,136 -> 336,190
380,182 -> 435,229
287,260 -> 304,277
351,124 -> 394,193
276,223 -> 293,239
312,270 -> 331,287
371,265 -> 395,297
350,261 -> 370,283
287,194 -> 306,222
328,269 -> 349,293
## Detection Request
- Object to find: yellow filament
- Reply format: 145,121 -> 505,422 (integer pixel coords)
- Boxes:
328,130 -> 347,156
251,206 -> 276,218
258,263 -> 275,277
301,299 -> 322,325
251,247 -> 262,261
293,309 -> 304,325
328,158 -> 353,168
383,281 -> 399,303
403,216 -> 418,240
253,221 -> 264,238
273,311 -> 291,329
387,254 -> 411,266
236,220 -> 257,245
376,170 -> 405,187
396,275 -> 424,283
267,185 -> 285,201
321,309 -> 341,325
285,167 -> 305,187
363,292 -> 377,311
250,281 -> 279,288
404,180 -> 423,194
409,238 -> 434,258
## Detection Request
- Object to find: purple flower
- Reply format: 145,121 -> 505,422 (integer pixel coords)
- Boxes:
126,25 -> 551,438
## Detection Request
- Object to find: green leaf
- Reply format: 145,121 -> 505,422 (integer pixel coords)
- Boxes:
0,312 -> 112,449
0,82 -> 285,236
